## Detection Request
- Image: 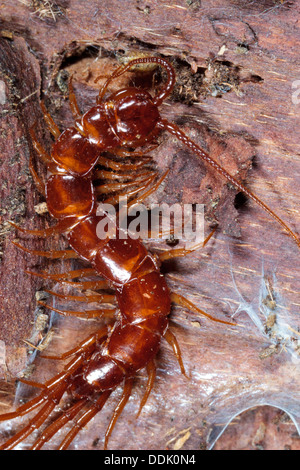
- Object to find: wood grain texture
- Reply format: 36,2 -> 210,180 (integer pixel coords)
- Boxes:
0,0 -> 299,450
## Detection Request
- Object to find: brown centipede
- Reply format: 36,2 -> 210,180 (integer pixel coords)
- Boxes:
0,56 -> 299,450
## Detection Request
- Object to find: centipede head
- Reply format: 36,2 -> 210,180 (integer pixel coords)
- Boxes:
104,87 -> 160,147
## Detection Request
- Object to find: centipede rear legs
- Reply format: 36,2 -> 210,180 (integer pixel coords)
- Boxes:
0,328 -> 109,450
0,322 -> 176,450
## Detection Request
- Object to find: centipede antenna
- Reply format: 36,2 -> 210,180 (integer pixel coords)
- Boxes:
0,396 -> 62,450
161,119 -> 300,249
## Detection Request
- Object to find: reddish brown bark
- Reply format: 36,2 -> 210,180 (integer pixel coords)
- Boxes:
0,0 -> 299,451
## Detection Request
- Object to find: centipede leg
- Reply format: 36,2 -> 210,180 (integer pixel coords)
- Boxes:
40,102 -> 61,139
25,267 -> 104,284
68,75 -> 82,120
0,386 -> 52,424
42,289 -> 116,304
161,118 -> 300,248
158,228 -> 217,262
101,173 -> 157,205
26,269 -> 109,291
29,154 -> 46,196
57,390 -> 112,450
31,399 -> 87,450
97,155 -> 152,172
61,280 -> 112,290
170,292 -> 235,326
11,240 -> 79,259
38,300 -> 116,320
163,329 -> 186,377
35,267 -> 98,281
9,217 -> 77,237
0,331 -> 110,448
104,377 -> 134,450
0,335 -> 100,423
114,143 -> 159,158
40,328 -> 109,361
17,378 -> 46,389
95,174 -> 155,195
1,396 -> 62,450
29,127 -> 52,164
136,359 -> 156,418
127,170 -> 169,208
